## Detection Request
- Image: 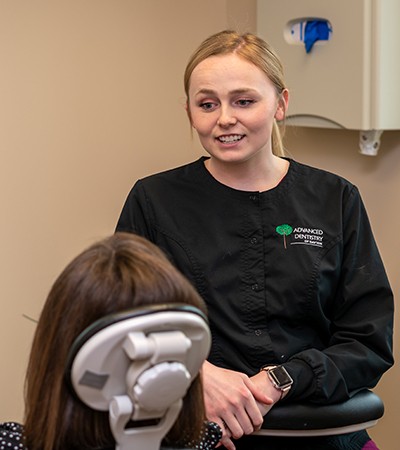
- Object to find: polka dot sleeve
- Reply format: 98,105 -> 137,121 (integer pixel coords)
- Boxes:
182,421 -> 222,449
1,420 -> 221,450
0,422 -> 26,449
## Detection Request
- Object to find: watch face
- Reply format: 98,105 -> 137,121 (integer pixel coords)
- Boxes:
270,366 -> 293,387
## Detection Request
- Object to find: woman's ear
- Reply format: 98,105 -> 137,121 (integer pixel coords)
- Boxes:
275,89 -> 289,121
185,101 -> 194,128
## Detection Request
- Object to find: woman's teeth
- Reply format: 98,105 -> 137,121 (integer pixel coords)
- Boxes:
218,135 -> 244,143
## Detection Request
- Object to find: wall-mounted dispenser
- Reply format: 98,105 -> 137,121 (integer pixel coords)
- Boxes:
257,0 -> 400,155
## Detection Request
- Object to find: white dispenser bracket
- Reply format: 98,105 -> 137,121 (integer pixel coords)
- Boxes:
359,130 -> 383,156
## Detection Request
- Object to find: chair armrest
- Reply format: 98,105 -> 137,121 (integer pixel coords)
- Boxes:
255,390 -> 384,437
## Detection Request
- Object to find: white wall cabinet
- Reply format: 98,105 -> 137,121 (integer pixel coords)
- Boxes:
257,0 -> 400,153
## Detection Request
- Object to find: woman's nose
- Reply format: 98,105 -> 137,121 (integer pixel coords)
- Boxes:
217,106 -> 237,127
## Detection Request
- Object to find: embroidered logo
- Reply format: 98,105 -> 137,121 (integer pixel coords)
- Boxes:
276,224 -> 324,249
275,224 -> 293,249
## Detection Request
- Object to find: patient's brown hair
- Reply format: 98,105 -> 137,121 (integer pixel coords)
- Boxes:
24,232 -> 208,450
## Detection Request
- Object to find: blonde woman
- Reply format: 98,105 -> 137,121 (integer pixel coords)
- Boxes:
116,30 -> 393,450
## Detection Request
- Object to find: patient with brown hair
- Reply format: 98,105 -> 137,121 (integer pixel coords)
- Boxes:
0,232 -> 221,450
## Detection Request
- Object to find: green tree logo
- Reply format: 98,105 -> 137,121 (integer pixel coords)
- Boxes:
276,224 -> 293,249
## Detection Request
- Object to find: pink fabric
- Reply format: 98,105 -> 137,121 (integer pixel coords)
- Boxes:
362,440 -> 380,450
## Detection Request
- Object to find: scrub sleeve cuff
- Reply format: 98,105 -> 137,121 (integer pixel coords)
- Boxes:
282,358 -> 316,401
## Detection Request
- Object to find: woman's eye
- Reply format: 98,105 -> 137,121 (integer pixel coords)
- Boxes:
199,102 -> 216,111
236,99 -> 254,107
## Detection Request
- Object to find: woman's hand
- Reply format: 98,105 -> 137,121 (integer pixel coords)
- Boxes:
202,361 -> 275,449
250,370 -> 282,416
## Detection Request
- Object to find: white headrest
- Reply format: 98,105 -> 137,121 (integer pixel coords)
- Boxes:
65,304 -> 211,450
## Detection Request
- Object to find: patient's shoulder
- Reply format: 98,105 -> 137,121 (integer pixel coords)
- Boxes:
0,421 -> 26,449
180,421 -> 222,449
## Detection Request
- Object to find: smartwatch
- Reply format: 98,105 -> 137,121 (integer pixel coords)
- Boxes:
261,365 -> 293,399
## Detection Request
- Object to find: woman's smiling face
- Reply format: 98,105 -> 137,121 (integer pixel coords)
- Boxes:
187,53 -> 287,166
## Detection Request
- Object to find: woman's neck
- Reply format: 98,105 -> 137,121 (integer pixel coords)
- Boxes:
204,155 -> 289,192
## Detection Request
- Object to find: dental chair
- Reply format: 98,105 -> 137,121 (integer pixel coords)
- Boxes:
65,303 -> 211,450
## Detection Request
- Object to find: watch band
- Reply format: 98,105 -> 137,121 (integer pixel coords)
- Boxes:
261,365 -> 293,400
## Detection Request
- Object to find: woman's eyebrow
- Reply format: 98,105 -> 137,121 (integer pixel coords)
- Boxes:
194,87 -> 258,96
194,88 -> 217,97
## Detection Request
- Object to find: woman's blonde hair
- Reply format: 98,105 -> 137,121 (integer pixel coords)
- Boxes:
184,30 -> 287,156
24,232 -> 208,450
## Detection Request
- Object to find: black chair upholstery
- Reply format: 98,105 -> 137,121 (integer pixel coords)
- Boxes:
255,390 -> 384,437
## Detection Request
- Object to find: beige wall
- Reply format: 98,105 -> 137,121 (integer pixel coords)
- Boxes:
1,1 -> 398,448
0,0 -> 230,421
